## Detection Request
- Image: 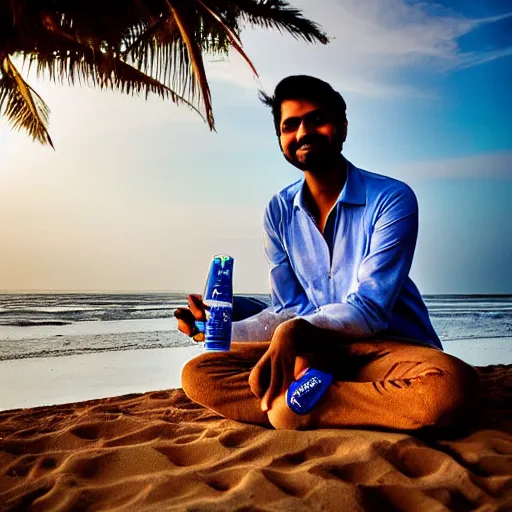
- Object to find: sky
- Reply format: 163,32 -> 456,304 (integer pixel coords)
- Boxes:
0,0 -> 511,295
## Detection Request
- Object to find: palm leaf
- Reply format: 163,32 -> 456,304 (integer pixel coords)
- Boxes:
231,0 -> 329,44
166,2 -> 215,129
196,0 -> 259,77
0,55 -> 53,148
25,48 -> 206,120
0,0 -> 330,146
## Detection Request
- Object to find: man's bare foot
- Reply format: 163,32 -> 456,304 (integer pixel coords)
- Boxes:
266,392 -> 315,430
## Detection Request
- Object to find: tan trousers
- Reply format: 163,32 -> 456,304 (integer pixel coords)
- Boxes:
181,340 -> 481,432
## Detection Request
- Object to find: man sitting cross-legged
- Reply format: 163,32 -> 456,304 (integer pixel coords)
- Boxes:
175,75 -> 481,432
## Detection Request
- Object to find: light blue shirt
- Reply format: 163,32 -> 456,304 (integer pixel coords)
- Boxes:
258,160 -> 442,350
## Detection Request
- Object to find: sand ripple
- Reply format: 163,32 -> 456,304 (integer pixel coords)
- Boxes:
0,365 -> 511,511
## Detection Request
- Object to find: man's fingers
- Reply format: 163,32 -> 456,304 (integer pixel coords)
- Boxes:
283,358 -> 295,393
261,355 -> 281,412
261,354 -> 296,412
248,365 -> 261,399
174,308 -> 197,336
188,294 -> 207,321
174,307 -> 194,322
249,353 -> 269,398
177,318 -> 195,337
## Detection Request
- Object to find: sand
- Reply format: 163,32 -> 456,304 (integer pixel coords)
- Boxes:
0,364 -> 511,511
0,346 -> 203,411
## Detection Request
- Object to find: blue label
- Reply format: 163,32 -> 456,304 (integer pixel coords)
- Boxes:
286,368 -> 333,415
205,304 -> 232,350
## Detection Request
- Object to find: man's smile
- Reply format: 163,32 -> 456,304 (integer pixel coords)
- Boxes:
297,143 -> 321,153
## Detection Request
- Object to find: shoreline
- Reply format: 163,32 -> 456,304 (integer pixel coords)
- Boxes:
0,346 -> 202,412
1,337 -> 511,412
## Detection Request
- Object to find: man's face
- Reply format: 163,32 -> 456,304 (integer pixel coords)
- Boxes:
279,98 -> 347,172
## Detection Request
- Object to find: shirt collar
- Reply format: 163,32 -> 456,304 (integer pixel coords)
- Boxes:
293,160 -> 366,210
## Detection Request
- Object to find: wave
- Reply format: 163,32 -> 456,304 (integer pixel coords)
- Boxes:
0,343 -> 183,361
430,311 -> 510,317
0,320 -> 73,327
440,335 -> 512,342
0,330 -> 193,361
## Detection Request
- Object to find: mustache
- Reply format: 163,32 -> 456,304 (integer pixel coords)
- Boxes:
293,135 -> 328,151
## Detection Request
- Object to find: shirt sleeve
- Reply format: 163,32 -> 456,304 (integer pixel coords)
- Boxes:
231,306 -> 300,341
231,200 -> 308,341
300,185 -> 419,338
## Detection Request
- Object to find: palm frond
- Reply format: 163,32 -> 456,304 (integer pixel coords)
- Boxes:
0,0 -> 330,146
196,0 -> 259,77
23,14 -> 208,120
167,2 -> 215,129
229,0 -> 330,44
0,55 -> 53,148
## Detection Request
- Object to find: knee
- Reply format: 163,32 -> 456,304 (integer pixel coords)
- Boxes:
181,354 -> 214,405
420,360 -> 481,429
180,356 -> 199,399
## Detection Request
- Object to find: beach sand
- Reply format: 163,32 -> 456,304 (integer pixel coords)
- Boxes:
1,364 -> 511,511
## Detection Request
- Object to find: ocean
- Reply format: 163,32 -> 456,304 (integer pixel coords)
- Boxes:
0,293 -> 511,361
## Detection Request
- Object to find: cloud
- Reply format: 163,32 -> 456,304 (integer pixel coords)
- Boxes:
205,0 -> 512,97
455,46 -> 512,70
383,151 -> 512,181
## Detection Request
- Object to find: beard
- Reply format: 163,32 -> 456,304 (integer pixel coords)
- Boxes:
282,134 -> 343,172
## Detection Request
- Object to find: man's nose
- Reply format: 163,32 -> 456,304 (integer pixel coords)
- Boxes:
296,118 -> 316,140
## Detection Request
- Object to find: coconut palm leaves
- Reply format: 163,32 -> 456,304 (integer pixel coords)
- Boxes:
0,0 -> 328,147
0,54 -> 54,147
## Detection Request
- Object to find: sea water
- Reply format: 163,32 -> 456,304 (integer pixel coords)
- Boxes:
0,294 -> 510,361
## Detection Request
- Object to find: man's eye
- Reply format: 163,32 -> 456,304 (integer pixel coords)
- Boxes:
282,121 -> 298,133
312,113 -> 328,125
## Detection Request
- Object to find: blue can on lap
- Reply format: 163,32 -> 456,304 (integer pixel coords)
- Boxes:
286,368 -> 333,415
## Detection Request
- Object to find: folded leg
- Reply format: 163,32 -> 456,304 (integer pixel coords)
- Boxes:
268,340 -> 482,432
181,342 -> 271,427
181,339 -> 481,432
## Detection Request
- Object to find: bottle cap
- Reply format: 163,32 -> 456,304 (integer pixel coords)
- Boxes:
204,254 -> 234,303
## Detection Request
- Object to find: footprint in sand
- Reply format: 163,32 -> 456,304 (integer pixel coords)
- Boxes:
218,429 -> 261,449
4,454 -> 38,477
70,425 -> 100,440
271,436 -> 343,467
148,391 -> 170,400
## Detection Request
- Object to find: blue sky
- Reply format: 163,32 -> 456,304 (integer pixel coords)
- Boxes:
0,0 -> 511,294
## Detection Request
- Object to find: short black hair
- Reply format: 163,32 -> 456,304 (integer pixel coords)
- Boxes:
259,75 -> 347,136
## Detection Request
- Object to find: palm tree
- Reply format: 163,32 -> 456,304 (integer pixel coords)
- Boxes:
0,0 -> 328,148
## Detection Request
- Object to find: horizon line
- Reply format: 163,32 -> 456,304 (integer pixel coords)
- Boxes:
0,290 -> 511,297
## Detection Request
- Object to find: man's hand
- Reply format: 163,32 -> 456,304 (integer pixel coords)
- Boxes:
249,319 -> 308,412
174,294 -> 208,342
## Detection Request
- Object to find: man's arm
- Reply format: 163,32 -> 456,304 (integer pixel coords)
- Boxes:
231,306 -> 299,341
298,184 -> 419,345
231,200 -> 309,341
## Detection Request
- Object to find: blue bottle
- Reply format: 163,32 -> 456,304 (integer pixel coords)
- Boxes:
195,254 -> 234,352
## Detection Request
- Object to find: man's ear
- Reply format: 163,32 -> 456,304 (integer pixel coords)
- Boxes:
342,120 -> 348,142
